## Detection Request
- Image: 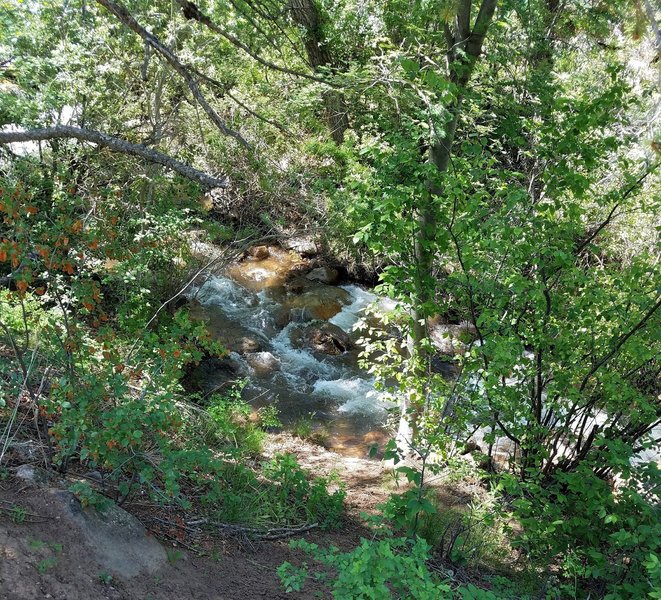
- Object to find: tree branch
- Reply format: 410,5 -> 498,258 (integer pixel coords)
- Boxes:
96,0 -> 250,148
175,0 -> 335,86
0,125 -> 227,189
466,0 -> 498,60
579,295 -> 661,392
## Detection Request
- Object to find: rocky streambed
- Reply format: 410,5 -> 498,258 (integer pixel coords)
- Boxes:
186,245 -> 397,456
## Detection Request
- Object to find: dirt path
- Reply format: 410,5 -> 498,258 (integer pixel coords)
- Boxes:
262,433 -> 396,516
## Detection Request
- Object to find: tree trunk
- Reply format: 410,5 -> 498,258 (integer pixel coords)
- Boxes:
412,0 -> 497,349
289,0 -> 349,144
401,0 -> 497,444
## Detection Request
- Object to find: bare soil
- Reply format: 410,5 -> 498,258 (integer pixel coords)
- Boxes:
0,434 -> 390,600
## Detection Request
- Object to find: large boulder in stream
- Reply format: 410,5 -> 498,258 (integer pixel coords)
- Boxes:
245,351 -> 280,376
291,322 -> 354,355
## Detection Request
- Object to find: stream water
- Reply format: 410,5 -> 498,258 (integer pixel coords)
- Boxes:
188,248 -> 393,456
186,247 -> 661,466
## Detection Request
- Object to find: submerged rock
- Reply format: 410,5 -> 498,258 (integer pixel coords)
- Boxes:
283,282 -> 351,321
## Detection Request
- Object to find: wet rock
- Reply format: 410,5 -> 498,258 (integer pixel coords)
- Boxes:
306,267 -> 339,285
273,307 -> 293,328
284,284 -> 351,321
292,323 -> 354,355
284,276 -> 310,295
248,245 -> 270,260
245,351 -> 280,376
227,247 -> 306,290
49,490 -> 167,578
234,336 -> 262,354
284,237 -> 318,257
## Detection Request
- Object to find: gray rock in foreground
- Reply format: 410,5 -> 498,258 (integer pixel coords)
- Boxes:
49,490 -> 167,578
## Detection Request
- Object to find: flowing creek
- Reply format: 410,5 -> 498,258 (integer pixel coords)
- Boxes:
188,248 -> 393,456
186,246 -> 661,466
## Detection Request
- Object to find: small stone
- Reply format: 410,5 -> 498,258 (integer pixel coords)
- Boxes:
84,471 -> 103,483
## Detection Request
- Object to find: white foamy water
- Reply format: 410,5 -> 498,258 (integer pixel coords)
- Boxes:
329,285 -> 377,331
190,276 -> 278,336
270,323 -> 340,381
189,272 -> 392,441
313,377 -> 391,416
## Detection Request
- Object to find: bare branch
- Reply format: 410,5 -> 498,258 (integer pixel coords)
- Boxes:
0,125 -> 227,189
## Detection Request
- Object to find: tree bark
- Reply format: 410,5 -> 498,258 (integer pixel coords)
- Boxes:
0,125 -> 227,189
289,0 -> 349,144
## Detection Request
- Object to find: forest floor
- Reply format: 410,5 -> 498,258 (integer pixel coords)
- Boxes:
0,432 -> 474,600
0,429 -> 486,600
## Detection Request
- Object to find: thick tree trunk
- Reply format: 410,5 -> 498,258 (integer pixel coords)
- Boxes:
0,125 -> 227,189
289,0 -> 349,144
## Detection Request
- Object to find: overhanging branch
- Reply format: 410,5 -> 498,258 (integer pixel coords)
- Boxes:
96,0 -> 251,149
0,125 -> 227,189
